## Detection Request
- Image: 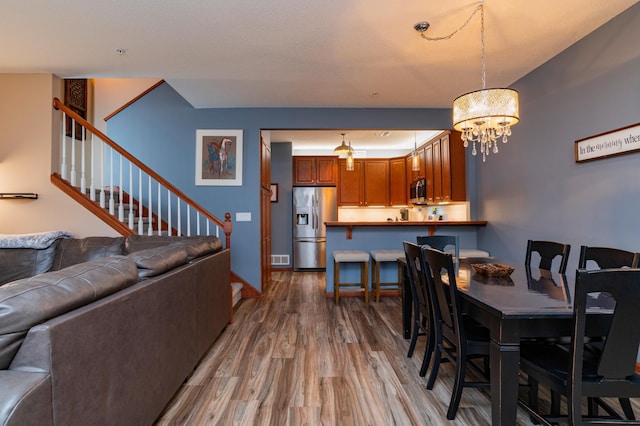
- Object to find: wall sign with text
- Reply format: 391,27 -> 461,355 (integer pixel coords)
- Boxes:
575,122 -> 640,163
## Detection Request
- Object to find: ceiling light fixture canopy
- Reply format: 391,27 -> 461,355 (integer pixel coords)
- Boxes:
333,133 -> 351,155
416,0 -> 519,162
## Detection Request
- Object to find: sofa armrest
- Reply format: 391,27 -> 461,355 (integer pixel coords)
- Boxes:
0,370 -> 52,426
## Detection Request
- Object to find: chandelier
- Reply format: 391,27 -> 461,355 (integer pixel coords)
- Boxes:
416,1 -> 519,162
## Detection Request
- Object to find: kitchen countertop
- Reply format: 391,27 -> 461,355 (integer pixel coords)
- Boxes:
325,220 -> 487,238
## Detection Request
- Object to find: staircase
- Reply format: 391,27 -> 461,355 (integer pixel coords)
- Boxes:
51,97 -> 246,307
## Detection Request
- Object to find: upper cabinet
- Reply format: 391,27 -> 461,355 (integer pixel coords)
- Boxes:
292,156 -> 338,186
337,159 -> 390,206
421,130 -> 466,203
389,157 -> 407,206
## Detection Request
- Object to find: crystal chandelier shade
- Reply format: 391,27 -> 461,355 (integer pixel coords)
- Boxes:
453,88 -> 519,160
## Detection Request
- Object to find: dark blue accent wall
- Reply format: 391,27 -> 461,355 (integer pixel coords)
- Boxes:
107,85 -> 452,290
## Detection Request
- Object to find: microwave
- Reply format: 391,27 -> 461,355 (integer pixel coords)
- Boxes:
409,178 -> 427,204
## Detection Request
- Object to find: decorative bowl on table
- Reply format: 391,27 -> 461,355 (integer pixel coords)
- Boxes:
471,263 -> 514,277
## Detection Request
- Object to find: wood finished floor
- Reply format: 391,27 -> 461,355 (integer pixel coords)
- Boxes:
155,271 -> 538,425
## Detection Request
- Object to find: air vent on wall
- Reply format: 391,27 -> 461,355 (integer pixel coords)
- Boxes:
271,254 -> 290,266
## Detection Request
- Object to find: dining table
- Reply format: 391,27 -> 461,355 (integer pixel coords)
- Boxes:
399,256 -> 615,426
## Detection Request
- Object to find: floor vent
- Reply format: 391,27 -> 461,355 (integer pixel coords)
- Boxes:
271,254 -> 290,265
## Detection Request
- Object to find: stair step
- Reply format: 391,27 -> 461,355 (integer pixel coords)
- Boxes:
232,282 -> 243,307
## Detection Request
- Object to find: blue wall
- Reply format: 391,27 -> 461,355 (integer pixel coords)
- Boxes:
107,89 -> 452,290
476,3 -> 640,272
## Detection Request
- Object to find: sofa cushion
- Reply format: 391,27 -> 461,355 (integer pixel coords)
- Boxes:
128,245 -> 189,278
50,237 -> 126,271
0,255 -> 138,369
0,242 -> 60,287
180,237 -> 223,260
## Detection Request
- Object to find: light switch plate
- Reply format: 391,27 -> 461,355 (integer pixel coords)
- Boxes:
236,212 -> 251,222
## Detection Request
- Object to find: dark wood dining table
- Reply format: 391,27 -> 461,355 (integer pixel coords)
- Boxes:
399,257 -> 615,426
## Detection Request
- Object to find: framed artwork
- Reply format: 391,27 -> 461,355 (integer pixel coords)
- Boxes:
195,129 -> 243,186
575,122 -> 640,163
270,183 -> 278,202
64,79 -> 87,140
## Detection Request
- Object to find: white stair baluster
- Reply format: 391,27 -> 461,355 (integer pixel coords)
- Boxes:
70,121 -> 77,187
138,171 -> 144,235
80,127 -> 86,194
61,112 -> 68,180
100,141 -> 106,208
177,198 -> 182,237
157,183 -> 162,236
118,156 -> 124,222
109,147 -> 115,215
196,212 -> 201,236
147,177 -> 153,235
89,133 -> 96,201
128,162 -> 134,229
167,190 -> 172,236
186,205 -> 191,236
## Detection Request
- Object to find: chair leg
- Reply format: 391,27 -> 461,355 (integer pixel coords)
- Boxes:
528,377 -> 540,425
550,390 -> 561,417
426,347 -> 441,390
620,398 -> 635,420
419,322 -> 434,377
407,307 -> 420,358
374,260 -> 380,302
362,261 -> 369,304
446,352 -> 467,420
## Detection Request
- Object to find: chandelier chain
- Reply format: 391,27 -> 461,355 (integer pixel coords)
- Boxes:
419,2 -> 483,42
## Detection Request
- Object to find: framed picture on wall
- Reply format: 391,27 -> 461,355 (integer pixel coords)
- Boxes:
195,129 -> 243,186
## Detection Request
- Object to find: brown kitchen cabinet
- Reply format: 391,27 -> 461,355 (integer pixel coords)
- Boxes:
292,156 -> 337,186
389,157 -> 407,205
338,159 -> 390,206
431,131 -> 466,202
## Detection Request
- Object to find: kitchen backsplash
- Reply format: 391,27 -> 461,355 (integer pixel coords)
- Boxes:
338,202 -> 470,222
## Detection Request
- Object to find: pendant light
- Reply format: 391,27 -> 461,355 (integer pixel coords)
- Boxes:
411,131 -> 420,171
333,133 -> 350,155
345,141 -> 354,171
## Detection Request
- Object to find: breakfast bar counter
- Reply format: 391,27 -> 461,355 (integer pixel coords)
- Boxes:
325,220 -> 487,239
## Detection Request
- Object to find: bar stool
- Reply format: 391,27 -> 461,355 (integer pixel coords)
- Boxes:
333,250 -> 370,305
370,249 -> 404,302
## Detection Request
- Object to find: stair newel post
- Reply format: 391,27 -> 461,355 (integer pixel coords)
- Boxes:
89,133 -> 96,202
99,144 -> 105,208
128,162 -> 134,229
167,189 -> 172,236
157,183 -> 162,236
61,111 -> 68,181
108,147 -> 115,215
224,212 -> 232,250
70,120 -> 77,187
147,176 -> 153,236
137,170 -> 144,235
118,156 -> 124,222
80,127 -> 86,194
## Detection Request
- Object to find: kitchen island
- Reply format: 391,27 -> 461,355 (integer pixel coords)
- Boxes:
324,220 -> 488,296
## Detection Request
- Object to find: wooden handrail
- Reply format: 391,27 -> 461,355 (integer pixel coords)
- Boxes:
53,97 -> 232,247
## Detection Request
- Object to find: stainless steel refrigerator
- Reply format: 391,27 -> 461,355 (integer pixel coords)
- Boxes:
293,187 -> 337,270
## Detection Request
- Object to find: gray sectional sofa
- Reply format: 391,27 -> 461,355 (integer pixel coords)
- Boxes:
0,232 -> 231,426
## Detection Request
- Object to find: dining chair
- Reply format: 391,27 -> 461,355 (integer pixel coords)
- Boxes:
578,245 -> 640,269
416,235 -> 459,262
402,241 -> 435,377
525,239 -> 571,273
520,268 -> 640,425
421,246 -> 490,420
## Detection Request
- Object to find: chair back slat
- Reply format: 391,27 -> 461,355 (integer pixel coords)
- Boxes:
578,245 -> 640,269
526,240 -> 571,273
403,241 -> 431,322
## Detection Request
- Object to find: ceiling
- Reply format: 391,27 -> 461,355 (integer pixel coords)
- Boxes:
1,0 -> 637,110
1,1 -> 637,154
